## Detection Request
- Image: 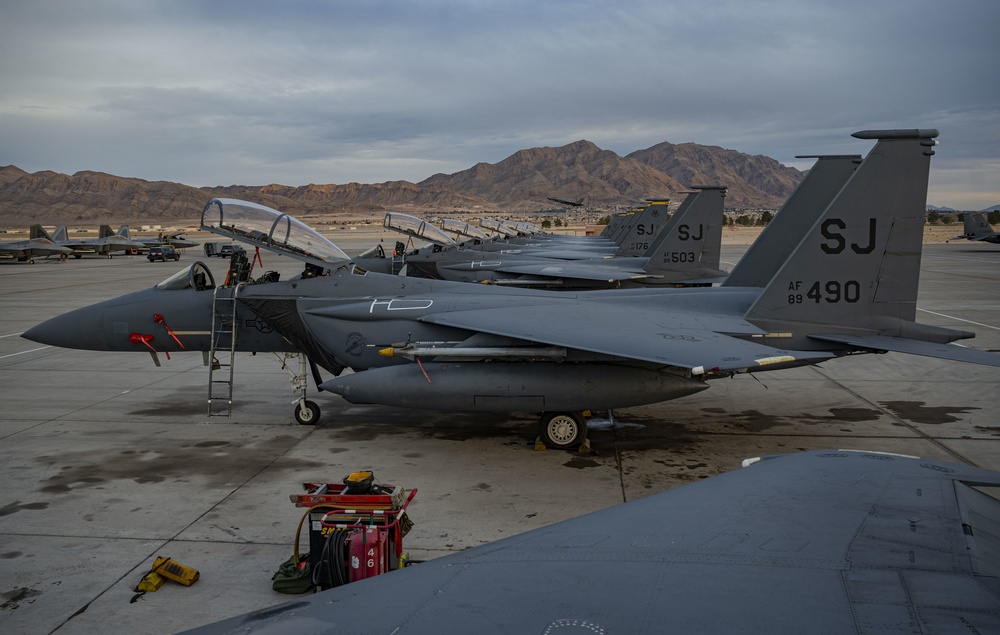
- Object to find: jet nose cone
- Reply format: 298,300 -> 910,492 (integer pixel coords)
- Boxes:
22,305 -> 106,350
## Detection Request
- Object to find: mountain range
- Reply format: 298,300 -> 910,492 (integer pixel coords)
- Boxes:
0,139 -> 857,225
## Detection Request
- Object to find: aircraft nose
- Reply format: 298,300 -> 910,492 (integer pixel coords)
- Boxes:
22,304 -> 107,350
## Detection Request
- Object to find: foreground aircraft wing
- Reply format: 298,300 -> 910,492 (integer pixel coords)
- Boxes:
809,333 -> 1000,367
415,301 -> 833,374
183,449 -> 1000,634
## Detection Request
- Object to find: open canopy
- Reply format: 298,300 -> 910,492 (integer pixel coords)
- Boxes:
201,198 -> 350,267
383,212 -> 458,248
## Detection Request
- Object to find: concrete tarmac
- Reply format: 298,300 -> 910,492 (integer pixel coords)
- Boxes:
1,242 -> 998,634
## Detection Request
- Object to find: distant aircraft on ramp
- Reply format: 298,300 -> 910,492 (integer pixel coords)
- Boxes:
0,235 -> 73,263
953,212 -> 1000,244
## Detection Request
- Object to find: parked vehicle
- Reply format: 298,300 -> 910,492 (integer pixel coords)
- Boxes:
147,246 -> 181,262
218,244 -> 246,258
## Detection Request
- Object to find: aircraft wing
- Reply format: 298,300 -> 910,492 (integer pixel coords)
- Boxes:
181,449 -> 1000,634
455,260 -> 657,283
419,302 -> 833,373
809,333 -> 1000,367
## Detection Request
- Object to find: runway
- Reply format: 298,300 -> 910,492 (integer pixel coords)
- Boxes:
1,242 -> 998,634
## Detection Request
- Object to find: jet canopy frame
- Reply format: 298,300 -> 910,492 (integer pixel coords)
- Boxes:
479,218 -> 520,238
383,212 -> 458,248
440,219 -> 491,241
201,198 -> 351,267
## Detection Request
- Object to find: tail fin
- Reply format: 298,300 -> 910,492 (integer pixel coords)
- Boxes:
116,224 -> 132,239
746,129 -> 938,336
724,155 -> 861,287
640,194 -> 698,258
99,225 -> 114,238
644,186 -> 726,279
967,213 -> 997,240
52,225 -> 69,242
613,200 -> 670,256
30,224 -> 53,241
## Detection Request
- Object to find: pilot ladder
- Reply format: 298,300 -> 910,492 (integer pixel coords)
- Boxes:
207,283 -> 244,416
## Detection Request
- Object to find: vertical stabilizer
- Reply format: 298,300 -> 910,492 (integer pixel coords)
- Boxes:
724,155 -> 861,287
117,225 -> 132,239
613,200 -> 670,256
746,129 -> 937,334
99,225 -> 114,239
640,193 -> 699,258
52,226 -> 69,243
966,213 -> 997,240
30,224 -> 53,241
644,186 -> 726,277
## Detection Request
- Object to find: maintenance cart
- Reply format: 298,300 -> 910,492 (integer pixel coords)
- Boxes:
289,472 -> 416,590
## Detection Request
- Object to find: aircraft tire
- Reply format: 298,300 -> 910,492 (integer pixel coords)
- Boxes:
538,411 -> 586,449
294,400 -> 321,425
60,254 -> 68,260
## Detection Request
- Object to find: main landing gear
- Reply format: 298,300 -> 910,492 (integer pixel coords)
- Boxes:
537,411 -> 588,450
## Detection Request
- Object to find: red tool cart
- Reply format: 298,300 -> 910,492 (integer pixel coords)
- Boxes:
289,473 -> 416,590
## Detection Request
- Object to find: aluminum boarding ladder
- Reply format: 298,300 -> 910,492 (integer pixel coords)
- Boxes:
207,283 -> 243,416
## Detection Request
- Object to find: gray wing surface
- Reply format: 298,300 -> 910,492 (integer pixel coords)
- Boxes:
182,450 -> 1000,634
419,303 -> 833,372
485,261 -> 656,282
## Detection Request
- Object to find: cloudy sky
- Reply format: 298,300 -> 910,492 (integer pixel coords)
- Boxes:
1,0 -> 997,209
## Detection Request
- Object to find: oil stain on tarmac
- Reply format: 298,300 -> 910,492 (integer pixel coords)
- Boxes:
879,400 -> 979,425
32,435 -> 319,495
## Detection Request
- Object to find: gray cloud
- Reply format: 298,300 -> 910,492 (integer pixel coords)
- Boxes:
0,0 -> 997,208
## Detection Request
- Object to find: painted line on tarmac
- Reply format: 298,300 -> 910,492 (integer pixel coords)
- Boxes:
0,332 -> 24,338
917,308 -> 1000,331
0,346 -> 50,359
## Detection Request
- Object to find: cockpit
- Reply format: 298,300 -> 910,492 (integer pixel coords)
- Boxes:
156,261 -> 217,291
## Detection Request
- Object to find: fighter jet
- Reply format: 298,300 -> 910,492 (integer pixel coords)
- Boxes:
953,212 -> 1000,244
397,187 -> 728,288
22,130 -> 1000,446
0,234 -> 73,263
425,200 -> 669,260
116,224 -> 199,250
546,195 -> 585,207
179,449 -> 1000,634
32,224 -> 146,258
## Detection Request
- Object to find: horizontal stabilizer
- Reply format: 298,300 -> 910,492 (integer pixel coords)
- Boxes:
809,333 -> 1000,367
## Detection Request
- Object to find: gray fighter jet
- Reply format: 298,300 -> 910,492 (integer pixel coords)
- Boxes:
953,212 -> 1000,244
116,224 -> 200,250
179,449 -> 1000,634
470,202 -> 667,258
32,224 -> 146,258
396,187 -> 727,287
22,130 -> 1000,447
546,195 -> 585,206
0,235 -> 73,263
